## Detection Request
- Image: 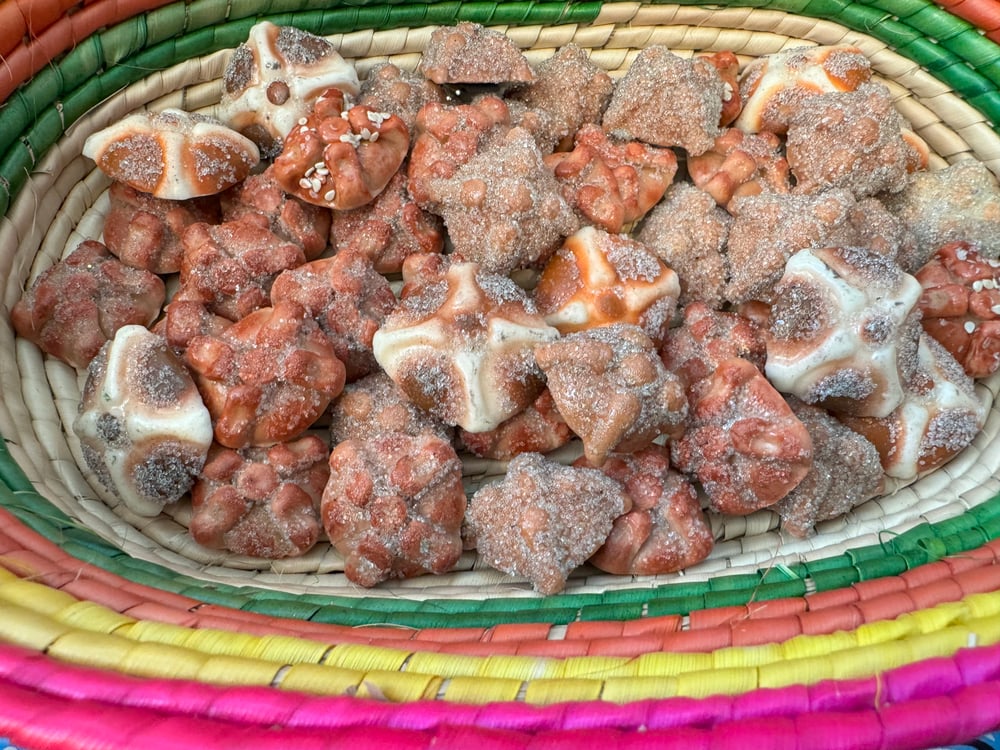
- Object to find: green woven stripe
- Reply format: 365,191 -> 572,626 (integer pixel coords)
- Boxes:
1,466 -> 998,627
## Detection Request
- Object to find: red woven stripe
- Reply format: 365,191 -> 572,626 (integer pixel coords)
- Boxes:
0,0 -> 177,104
935,0 -> 1000,40
3,508 -> 1000,657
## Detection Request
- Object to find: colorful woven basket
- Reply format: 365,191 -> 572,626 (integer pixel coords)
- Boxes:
2,0 -> 1000,747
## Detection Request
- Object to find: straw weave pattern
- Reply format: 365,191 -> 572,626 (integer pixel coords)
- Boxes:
2,0 -> 1000,748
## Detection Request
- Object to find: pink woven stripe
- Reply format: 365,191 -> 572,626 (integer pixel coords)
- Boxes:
2,641 -> 1000,742
3,670 -> 1000,750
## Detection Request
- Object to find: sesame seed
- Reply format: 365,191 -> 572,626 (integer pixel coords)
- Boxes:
324,189 -> 337,202
965,320 -> 977,334
370,131 -> 379,142
973,280 -> 984,292
310,177 -> 323,193
298,117 -> 308,126
341,111 -> 350,119
984,279 -> 996,290
992,305 -> 1000,316
304,167 -> 315,178
298,178 -> 312,190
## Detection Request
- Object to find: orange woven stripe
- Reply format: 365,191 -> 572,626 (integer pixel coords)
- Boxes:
14,0 -> 79,40
0,2 -> 29,60
3,508 -> 1000,658
0,0 -> 176,104
936,0 -> 1000,41
796,606 -> 864,635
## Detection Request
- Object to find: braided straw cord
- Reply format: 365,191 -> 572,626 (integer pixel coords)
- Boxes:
2,0 -> 1000,748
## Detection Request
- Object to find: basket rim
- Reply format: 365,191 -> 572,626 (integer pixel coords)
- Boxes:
3,1 -> 1000,749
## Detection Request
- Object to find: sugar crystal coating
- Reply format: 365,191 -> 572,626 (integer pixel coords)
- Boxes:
575,445 -> 713,576
270,252 -> 397,382
467,452 -> 628,594
190,436 -> 330,558
785,83 -> 921,197
839,334 -> 986,480
735,45 -> 872,134
602,46 -> 725,156
103,181 -> 220,274
637,183 -> 732,309
671,357 -> 813,515
507,44 -> 614,148
75,325 -> 213,517
534,225 -> 680,345
322,432 -> 466,587
458,389 -> 572,461
12,240 -> 166,369
883,162 -> 1000,263
424,126 -> 579,274
774,397 -> 884,537
419,22 -> 534,85
535,323 -> 688,465
545,124 -> 678,233
766,246 -> 923,418
218,21 -> 359,157
185,300 -> 346,449
221,165 -> 331,261
84,109 -> 260,199
373,260 -> 559,432
329,371 -> 453,444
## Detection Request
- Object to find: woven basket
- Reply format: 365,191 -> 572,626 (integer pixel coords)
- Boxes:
2,0 -> 1000,748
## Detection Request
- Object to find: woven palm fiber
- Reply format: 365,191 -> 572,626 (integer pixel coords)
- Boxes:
1,0 -> 1000,748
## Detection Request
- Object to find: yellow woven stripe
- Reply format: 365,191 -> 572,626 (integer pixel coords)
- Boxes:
279,663 -> 366,695
600,675 -> 680,703
552,655 -> 633,680
5,566 -> 1000,703
964,592 -> 1000,620
632,650 -> 714,675
0,604 -> 73,650
123,620 -> 264,657
196,654 -> 284,686
780,630 -> 858,660
358,669 -> 444,702
404,650 -> 494,679
323,643 -> 411,672
56,601 -> 135,633
441,675 -> 524,703
46,631 -> 138,672
118,641 -> 208,681
712,642 -> 785,669
475,654 -> 561,681
523,677 -> 603,704
675,665 -> 759,698
758,653 -> 838,689
246,634 -> 331,664
0,579 -> 78,615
